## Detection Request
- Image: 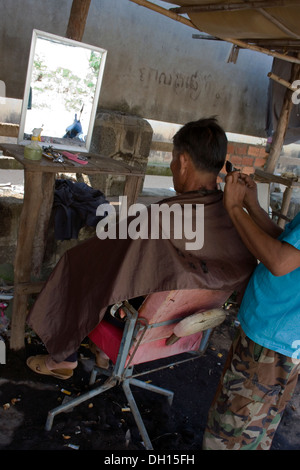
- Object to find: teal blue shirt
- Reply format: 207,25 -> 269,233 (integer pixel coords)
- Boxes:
238,212 -> 300,358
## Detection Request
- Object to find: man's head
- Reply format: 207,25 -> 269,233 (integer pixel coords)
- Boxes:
170,117 -> 227,193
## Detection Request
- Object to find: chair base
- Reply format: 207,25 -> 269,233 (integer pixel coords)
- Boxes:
122,377 -> 174,450
45,329 -> 213,449
45,366 -> 174,450
45,374 -> 117,432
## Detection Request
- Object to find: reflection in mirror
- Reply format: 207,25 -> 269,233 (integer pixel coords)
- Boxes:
18,30 -> 107,152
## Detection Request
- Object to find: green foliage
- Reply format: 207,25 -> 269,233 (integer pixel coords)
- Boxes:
89,51 -> 101,75
31,53 -> 100,111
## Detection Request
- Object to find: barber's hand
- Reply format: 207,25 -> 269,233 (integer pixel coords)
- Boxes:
223,171 -> 246,213
239,173 -> 259,211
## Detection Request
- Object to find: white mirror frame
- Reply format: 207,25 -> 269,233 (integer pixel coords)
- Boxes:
18,29 -> 107,153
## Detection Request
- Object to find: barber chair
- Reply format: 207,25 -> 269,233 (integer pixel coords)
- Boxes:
45,288 -> 230,449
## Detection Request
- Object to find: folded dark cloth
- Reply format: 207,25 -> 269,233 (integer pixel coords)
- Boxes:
53,179 -> 109,240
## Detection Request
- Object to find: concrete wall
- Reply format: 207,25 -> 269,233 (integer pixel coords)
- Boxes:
0,0 -> 272,137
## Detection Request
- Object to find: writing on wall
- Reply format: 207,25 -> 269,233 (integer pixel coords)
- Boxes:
139,67 -> 212,102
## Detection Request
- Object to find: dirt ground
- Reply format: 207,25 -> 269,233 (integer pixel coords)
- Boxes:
0,307 -> 299,454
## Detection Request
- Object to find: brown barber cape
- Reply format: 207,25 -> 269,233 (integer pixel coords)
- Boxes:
27,190 -> 256,361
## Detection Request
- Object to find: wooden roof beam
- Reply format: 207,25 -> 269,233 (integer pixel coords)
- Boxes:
171,1 -> 300,14
192,35 -> 300,51
129,0 -> 300,64
192,35 -> 300,47
257,7 -> 300,39
245,39 -> 300,47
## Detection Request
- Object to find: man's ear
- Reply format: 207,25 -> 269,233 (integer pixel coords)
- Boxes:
179,152 -> 190,173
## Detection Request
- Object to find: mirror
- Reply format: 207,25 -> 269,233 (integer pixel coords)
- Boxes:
18,30 -> 107,153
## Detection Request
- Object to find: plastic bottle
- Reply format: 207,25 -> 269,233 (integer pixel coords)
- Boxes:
24,128 -> 43,161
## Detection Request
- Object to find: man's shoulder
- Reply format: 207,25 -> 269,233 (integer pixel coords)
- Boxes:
157,189 -> 223,205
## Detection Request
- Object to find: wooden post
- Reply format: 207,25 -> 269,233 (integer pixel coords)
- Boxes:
265,59 -> 300,174
277,186 -> 293,228
31,173 -> 56,278
10,171 -> 44,350
123,175 -> 144,209
66,0 -> 91,42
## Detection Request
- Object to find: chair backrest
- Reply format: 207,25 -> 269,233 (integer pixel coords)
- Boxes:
125,288 -> 231,366
89,288 -> 231,369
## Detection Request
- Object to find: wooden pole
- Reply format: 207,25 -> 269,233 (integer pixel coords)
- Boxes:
267,72 -> 298,92
265,58 -> 300,173
66,0 -> 91,42
221,38 -> 300,65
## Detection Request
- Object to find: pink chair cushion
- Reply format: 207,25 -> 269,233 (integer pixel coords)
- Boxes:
89,320 -> 123,364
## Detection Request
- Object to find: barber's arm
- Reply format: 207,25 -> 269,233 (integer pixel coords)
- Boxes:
238,173 -> 283,239
224,172 -> 300,276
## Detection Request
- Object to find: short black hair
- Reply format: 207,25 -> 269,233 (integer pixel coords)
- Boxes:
173,117 -> 227,174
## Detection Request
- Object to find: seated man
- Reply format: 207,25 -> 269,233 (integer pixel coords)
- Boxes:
26,117 -> 256,379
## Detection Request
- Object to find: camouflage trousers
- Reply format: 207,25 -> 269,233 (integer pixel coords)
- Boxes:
203,327 -> 300,450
